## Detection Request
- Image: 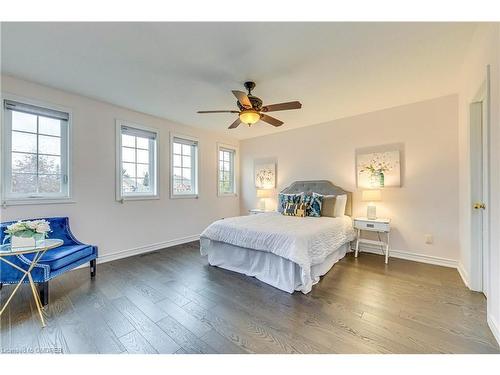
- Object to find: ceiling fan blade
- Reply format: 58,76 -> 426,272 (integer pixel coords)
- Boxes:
228,118 -> 242,129
261,101 -> 302,112
197,110 -> 239,114
261,114 -> 284,127
232,90 -> 252,108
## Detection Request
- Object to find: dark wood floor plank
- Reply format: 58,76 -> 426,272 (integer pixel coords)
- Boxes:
112,296 -> 180,353
1,242 -> 498,354
198,278 -> 385,354
197,291 -> 331,354
182,300 -> 277,353
156,315 -> 218,353
155,298 -> 212,338
200,329 -> 249,354
119,330 -> 157,354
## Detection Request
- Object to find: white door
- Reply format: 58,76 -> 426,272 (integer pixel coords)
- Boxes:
470,100 -> 489,296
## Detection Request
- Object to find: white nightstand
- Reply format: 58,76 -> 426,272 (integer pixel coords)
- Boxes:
353,217 -> 391,264
248,208 -> 275,215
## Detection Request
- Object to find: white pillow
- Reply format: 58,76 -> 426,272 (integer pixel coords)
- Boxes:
333,194 -> 347,217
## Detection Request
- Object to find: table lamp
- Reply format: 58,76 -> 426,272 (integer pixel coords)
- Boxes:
362,189 -> 382,220
257,189 -> 273,210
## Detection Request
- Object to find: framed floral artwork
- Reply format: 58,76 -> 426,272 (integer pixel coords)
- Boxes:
356,149 -> 401,188
254,162 -> 276,189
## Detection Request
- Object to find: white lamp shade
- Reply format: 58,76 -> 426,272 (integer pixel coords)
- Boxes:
362,189 -> 382,202
256,189 -> 273,198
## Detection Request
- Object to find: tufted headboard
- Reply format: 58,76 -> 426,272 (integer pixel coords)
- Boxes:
280,180 -> 352,216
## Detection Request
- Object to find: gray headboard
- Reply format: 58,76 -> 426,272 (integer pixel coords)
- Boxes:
280,180 -> 352,216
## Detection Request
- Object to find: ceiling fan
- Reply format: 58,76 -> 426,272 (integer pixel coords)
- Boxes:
197,81 -> 302,129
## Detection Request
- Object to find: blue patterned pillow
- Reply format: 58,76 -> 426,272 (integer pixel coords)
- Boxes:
278,193 -> 304,213
302,193 -> 323,217
282,202 -> 308,217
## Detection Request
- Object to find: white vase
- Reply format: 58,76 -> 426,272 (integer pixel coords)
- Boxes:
11,235 -> 37,248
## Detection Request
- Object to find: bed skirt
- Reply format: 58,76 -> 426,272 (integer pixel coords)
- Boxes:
200,238 -> 349,294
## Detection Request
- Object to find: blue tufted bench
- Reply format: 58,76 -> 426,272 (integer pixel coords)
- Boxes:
0,217 -> 98,306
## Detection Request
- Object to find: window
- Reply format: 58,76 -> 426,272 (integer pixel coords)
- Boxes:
2,99 -> 71,203
217,143 -> 237,196
116,121 -> 158,200
170,134 -> 198,198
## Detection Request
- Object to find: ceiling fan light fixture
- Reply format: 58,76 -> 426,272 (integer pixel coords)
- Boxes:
239,109 -> 261,125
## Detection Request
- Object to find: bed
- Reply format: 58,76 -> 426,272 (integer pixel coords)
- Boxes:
200,180 -> 355,294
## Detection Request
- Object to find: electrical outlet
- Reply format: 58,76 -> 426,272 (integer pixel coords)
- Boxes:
425,234 -> 433,244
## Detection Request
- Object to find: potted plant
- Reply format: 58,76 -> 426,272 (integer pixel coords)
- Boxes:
3,220 -> 51,248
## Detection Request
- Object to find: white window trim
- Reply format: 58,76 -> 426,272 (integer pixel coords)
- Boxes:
1,93 -> 74,207
115,119 -> 160,202
217,142 -> 238,197
170,132 -> 199,199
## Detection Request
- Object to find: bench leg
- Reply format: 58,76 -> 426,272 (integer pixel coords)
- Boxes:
39,281 -> 49,306
90,259 -> 96,278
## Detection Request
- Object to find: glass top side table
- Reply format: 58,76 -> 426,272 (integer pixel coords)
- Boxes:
0,238 -> 63,327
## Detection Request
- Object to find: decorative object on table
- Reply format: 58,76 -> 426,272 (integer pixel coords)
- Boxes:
362,189 -> 382,220
3,219 -> 51,248
0,217 -> 98,313
282,202 -> 308,217
356,148 -> 401,188
353,217 -> 391,264
278,192 -> 304,213
254,161 -> 276,189
256,189 -> 273,210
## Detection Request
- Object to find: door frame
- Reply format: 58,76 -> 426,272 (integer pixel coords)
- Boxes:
469,65 -> 491,294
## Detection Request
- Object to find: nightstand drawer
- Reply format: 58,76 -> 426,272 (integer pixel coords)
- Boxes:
354,219 -> 390,232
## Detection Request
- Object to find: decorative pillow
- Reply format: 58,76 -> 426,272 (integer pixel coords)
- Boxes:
333,194 -> 348,217
282,202 -> 308,217
302,192 -> 323,217
319,194 -> 337,217
278,193 -> 304,213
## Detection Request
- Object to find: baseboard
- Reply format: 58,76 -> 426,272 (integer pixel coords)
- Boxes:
457,261 -> 470,288
356,243 -> 458,268
487,314 -> 500,347
75,234 -> 200,269
97,234 -> 200,264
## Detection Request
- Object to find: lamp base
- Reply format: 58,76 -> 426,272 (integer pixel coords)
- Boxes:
367,204 -> 377,220
259,199 -> 266,210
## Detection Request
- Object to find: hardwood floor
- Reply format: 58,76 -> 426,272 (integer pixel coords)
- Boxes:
1,241 -> 498,354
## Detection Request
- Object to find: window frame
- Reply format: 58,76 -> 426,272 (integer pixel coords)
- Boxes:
1,93 -> 73,206
170,132 -> 199,199
115,119 -> 159,202
217,142 -> 238,197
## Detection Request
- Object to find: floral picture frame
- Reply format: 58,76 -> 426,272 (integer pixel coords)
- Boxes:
356,149 -> 401,188
254,162 -> 276,189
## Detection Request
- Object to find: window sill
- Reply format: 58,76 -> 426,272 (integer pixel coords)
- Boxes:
218,193 -> 238,198
170,194 -> 199,199
118,195 -> 160,203
2,198 -> 76,207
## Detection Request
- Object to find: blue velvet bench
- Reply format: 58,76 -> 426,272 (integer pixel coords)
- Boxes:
0,217 -> 98,306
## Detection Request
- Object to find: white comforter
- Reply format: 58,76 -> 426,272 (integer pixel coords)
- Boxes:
200,212 -> 355,281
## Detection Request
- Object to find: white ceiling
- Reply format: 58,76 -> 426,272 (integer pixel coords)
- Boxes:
1,22 -> 477,139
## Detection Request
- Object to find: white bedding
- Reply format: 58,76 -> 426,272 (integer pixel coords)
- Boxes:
200,212 -> 355,292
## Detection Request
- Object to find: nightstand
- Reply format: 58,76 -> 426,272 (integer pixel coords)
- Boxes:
353,217 -> 391,264
248,208 -> 274,215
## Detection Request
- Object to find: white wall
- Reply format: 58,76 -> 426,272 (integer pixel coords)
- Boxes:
457,23 -> 500,344
240,95 -> 459,264
0,75 -> 240,261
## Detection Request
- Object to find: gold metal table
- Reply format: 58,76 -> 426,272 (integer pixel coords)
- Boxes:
0,239 -> 63,327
